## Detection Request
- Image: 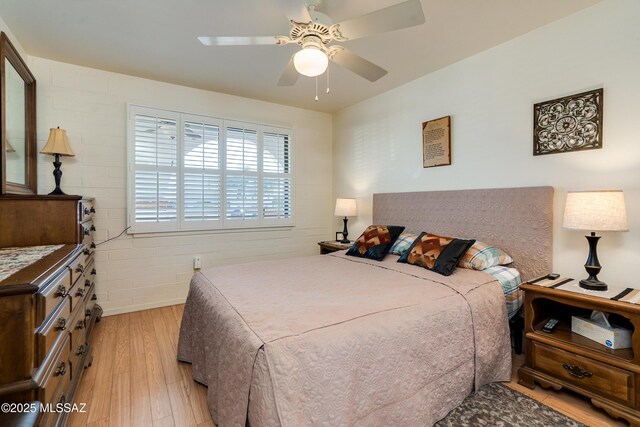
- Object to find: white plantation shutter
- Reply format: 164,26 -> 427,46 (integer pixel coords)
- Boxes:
225,125 -> 259,224
131,110 -> 179,231
183,116 -> 222,227
128,106 -> 294,233
262,130 -> 292,222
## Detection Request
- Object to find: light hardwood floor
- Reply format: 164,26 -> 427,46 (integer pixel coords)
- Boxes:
68,305 -> 628,427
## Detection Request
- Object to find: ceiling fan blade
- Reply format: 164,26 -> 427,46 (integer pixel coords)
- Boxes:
277,56 -> 300,86
198,36 -> 280,46
329,48 -> 388,82
275,0 -> 312,23
332,0 -> 425,41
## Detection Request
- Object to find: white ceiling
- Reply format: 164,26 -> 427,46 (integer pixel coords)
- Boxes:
0,0 -> 600,113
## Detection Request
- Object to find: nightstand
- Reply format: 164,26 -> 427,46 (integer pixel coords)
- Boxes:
518,282 -> 640,426
318,240 -> 352,255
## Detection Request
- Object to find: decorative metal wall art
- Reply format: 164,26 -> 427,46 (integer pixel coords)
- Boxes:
533,88 -> 603,156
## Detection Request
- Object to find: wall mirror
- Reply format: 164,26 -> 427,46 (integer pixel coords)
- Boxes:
1,32 -> 36,195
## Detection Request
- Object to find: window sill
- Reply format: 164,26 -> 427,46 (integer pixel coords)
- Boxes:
129,225 -> 294,239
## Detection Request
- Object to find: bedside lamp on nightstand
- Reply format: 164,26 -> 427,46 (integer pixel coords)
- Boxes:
563,190 -> 629,291
335,198 -> 357,243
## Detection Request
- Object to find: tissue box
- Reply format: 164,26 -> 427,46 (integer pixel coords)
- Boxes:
571,316 -> 632,349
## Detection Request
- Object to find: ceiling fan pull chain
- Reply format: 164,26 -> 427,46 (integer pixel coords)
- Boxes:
326,64 -> 330,94
315,76 -> 319,102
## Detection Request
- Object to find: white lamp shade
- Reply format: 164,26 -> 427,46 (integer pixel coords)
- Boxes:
335,198 -> 357,217
294,47 -> 328,77
563,190 -> 628,231
41,127 -> 75,156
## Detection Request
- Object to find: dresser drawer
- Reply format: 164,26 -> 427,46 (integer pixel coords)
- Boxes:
79,199 -> 95,222
85,282 -> 97,318
79,221 -> 95,248
41,333 -> 71,406
39,334 -> 71,427
79,242 -> 95,266
69,258 -> 94,311
37,297 -> 71,363
531,341 -> 635,405
69,302 -> 87,380
68,251 -> 89,287
39,268 -> 71,321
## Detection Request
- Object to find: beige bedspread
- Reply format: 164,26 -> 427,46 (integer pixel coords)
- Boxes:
177,252 -> 511,426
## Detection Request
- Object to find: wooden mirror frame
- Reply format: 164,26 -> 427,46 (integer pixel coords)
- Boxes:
1,32 -> 36,195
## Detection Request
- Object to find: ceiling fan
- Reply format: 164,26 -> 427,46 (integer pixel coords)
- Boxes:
198,0 -> 426,87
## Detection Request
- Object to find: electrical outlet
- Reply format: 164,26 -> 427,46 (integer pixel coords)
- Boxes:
193,255 -> 202,270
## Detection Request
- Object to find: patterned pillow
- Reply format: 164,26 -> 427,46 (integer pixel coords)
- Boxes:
388,232 -> 419,256
398,232 -> 475,276
457,241 -> 513,270
345,225 -> 405,261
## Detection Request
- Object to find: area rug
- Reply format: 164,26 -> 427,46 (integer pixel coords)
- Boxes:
435,383 -> 587,427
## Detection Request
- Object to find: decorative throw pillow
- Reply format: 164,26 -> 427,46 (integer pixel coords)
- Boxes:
345,225 -> 405,261
398,232 -> 475,276
457,241 -> 513,270
388,232 -> 419,256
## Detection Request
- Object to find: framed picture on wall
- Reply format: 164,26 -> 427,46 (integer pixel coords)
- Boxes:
533,88 -> 603,156
422,115 -> 451,168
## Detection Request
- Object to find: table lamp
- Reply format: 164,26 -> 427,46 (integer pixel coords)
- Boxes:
40,127 -> 75,195
335,198 -> 357,243
563,190 -> 628,291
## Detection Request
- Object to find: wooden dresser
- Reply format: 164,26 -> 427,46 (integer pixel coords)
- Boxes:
0,195 -> 101,427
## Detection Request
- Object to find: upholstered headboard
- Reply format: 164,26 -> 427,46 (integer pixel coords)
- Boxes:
373,186 -> 554,281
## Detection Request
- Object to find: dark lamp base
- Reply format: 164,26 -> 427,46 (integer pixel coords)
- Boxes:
48,187 -> 67,196
579,278 -> 608,291
339,238 -> 350,244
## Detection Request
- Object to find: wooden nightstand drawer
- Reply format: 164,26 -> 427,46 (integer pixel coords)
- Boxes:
532,341 -> 635,405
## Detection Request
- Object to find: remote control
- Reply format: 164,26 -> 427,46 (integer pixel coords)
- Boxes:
542,318 -> 559,333
547,273 -> 560,280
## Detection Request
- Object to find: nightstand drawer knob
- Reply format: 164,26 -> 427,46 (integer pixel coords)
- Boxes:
562,362 -> 592,379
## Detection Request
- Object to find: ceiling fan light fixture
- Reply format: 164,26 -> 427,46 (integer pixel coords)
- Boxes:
293,46 -> 328,77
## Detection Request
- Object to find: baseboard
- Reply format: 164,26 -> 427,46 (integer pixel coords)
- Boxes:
101,297 -> 187,317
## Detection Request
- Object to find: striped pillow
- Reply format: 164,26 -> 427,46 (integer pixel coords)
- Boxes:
388,232 -> 419,256
457,241 -> 513,270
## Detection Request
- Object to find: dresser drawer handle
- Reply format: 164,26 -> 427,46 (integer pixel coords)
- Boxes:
56,318 -> 67,331
83,248 -> 91,256
76,264 -> 84,273
84,207 -> 90,216
76,288 -> 85,297
54,285 -> 67,298
85,308 -> 92,317
55,361 -> 67,376
91,294 -> 97,301
76,319 -> 85,330
91,268 -> 97,276
84,228 -> 90,236
90,242 -> 96,249
562,362 -> 593,379
90,225 -> 96,231
77,344 -> 86,356
90,207 -> 96,213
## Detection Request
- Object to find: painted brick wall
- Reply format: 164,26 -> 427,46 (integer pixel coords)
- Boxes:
31,58 -> 333,315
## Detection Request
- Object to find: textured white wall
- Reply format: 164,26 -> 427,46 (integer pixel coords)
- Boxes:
333,0 -> 640,288
30,58 -> 333,315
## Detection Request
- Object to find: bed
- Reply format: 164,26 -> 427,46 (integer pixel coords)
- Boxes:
177,186 -> 553,427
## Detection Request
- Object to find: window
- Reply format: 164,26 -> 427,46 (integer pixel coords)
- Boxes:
127,106 -> 293,233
